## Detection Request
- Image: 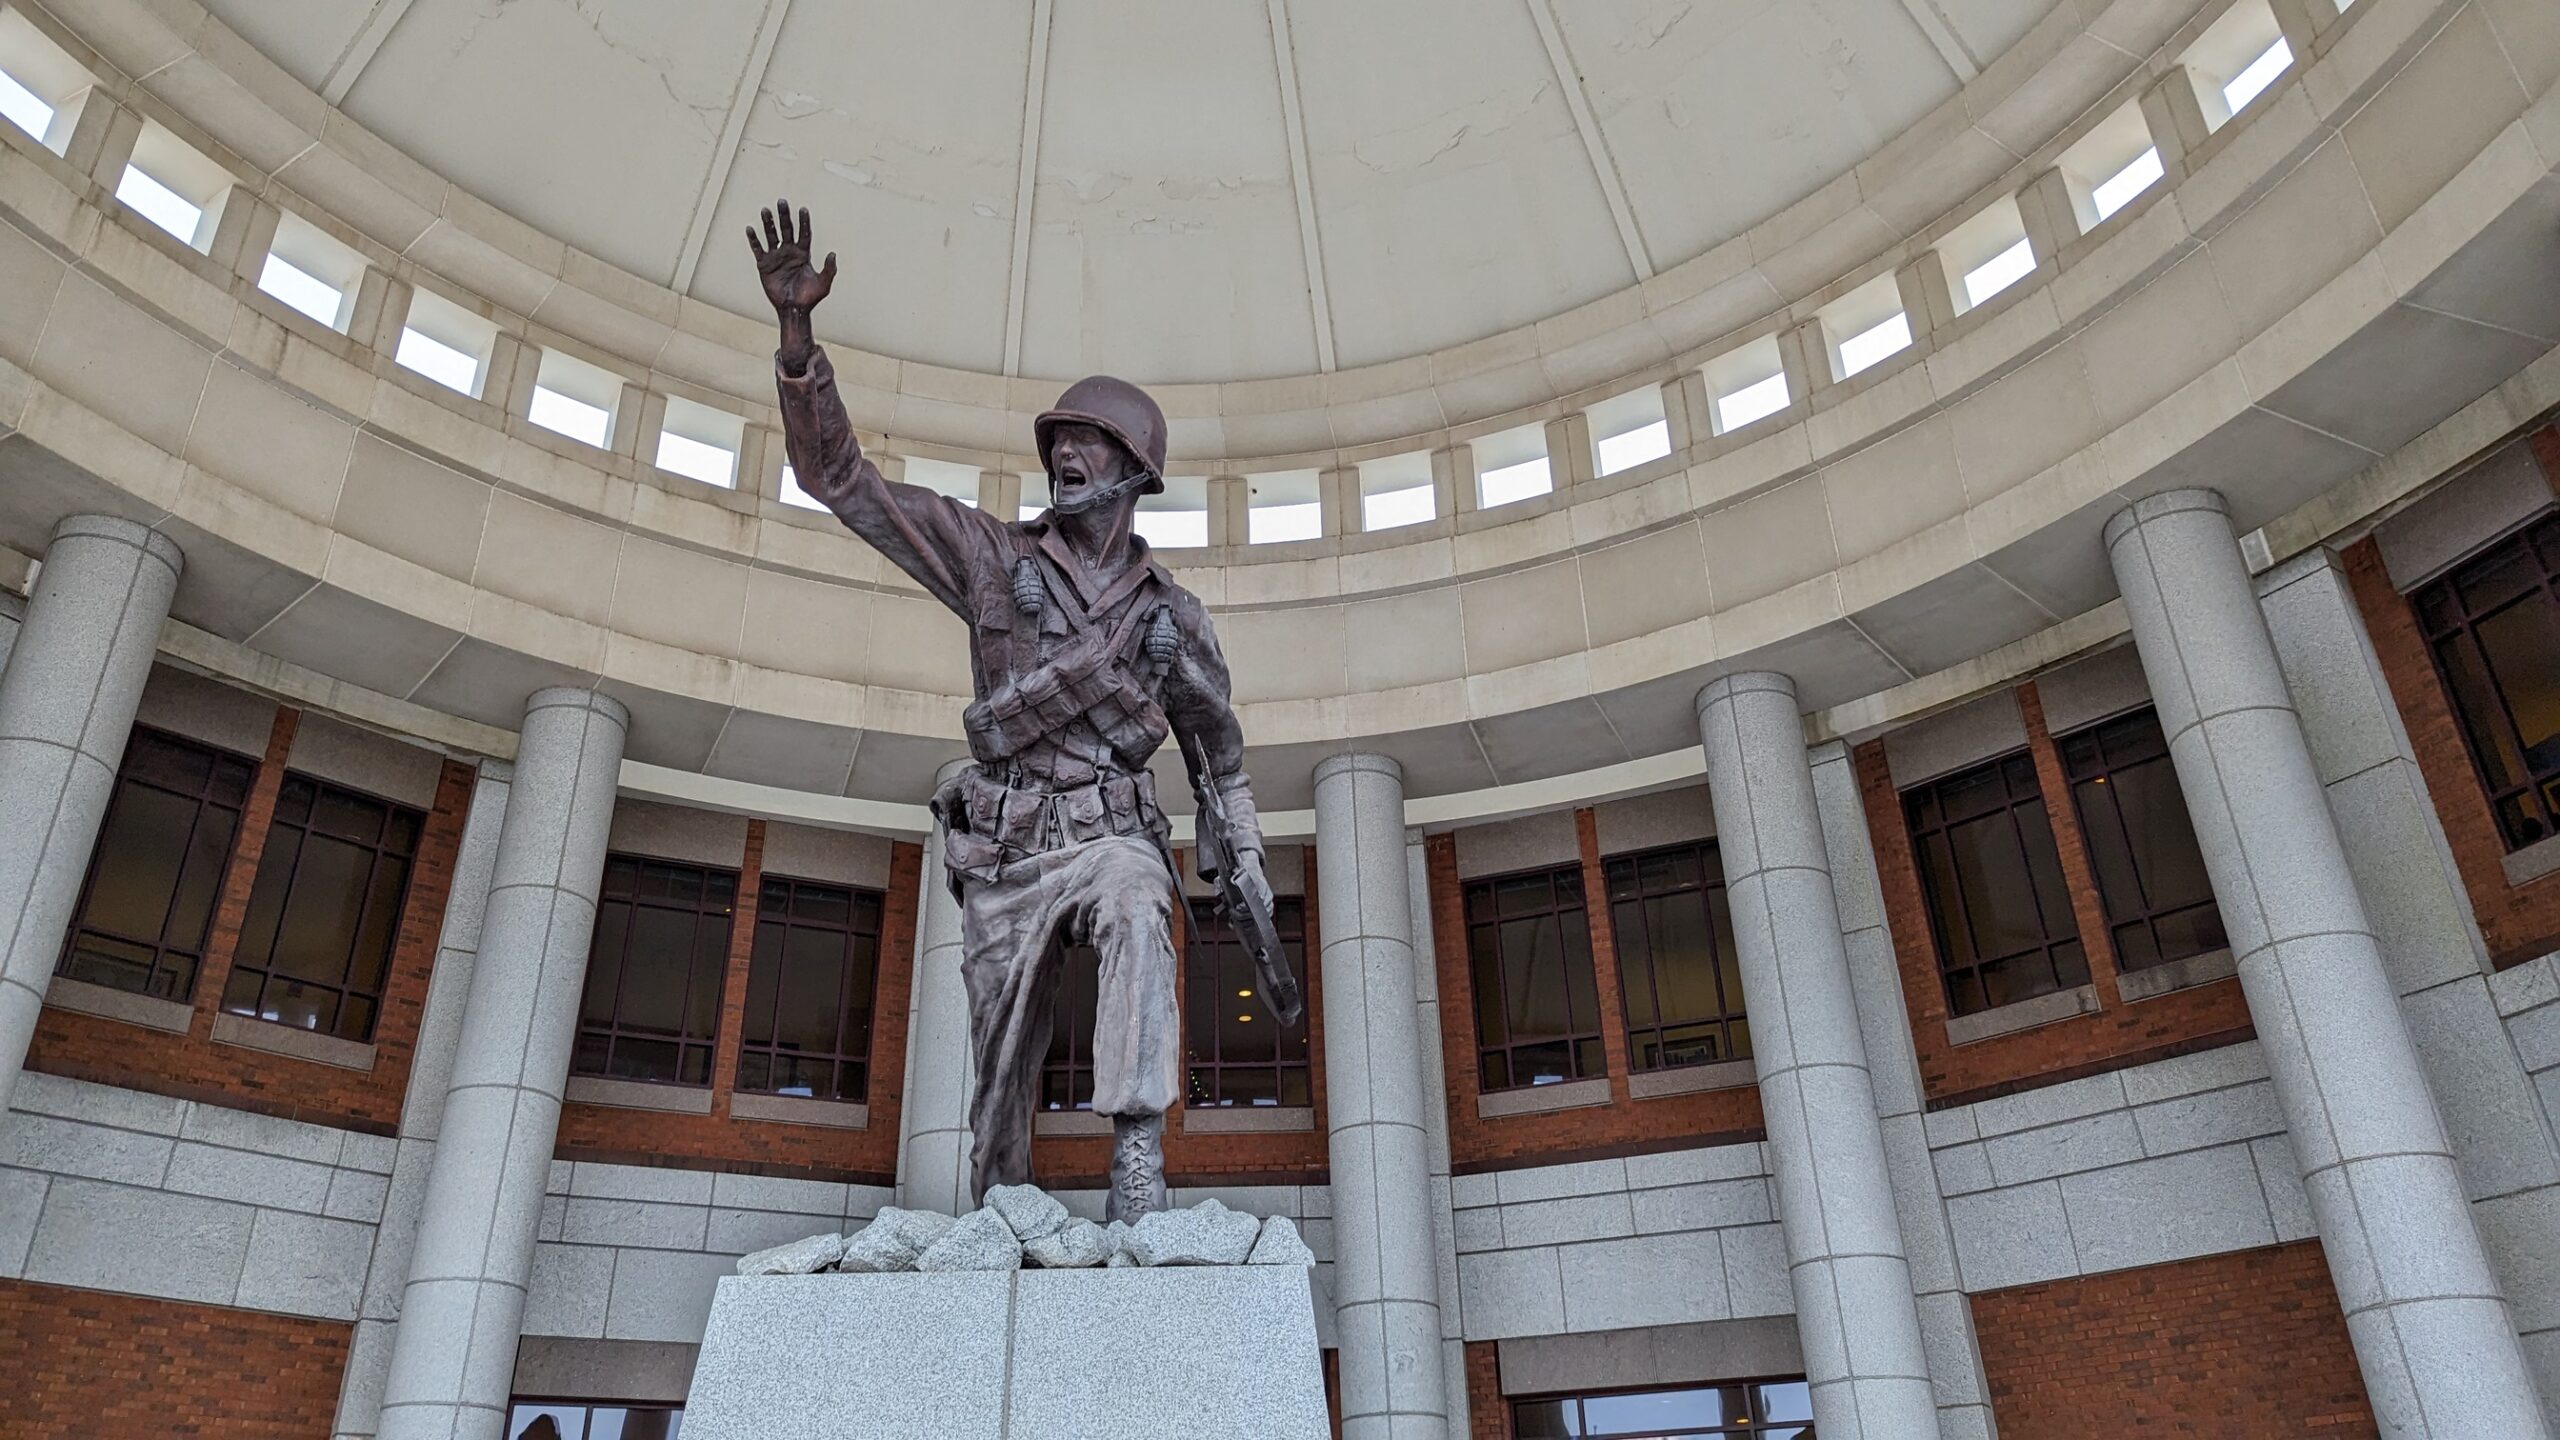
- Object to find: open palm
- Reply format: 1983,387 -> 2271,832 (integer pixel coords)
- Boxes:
746,199 -> 837,315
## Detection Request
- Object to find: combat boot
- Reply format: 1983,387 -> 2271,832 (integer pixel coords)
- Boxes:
1106,1112 -> 1168,1223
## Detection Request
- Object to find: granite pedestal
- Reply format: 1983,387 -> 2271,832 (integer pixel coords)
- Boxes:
682,1265 -> 1330,1439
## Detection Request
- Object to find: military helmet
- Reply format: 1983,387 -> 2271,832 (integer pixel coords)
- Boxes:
1034,375 -> 1167,497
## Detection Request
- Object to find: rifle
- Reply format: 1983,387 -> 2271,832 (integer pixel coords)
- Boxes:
1177,723 -> 1302,1028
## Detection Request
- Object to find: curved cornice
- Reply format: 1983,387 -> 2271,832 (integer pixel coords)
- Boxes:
0,0 -> 2550,816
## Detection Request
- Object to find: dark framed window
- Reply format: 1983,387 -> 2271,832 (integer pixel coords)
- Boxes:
574,856 -> 737,1086
57,726 -> 257,1002
2413,510 -> 2560,851
2060,707 -> 2226,973
1605,842 -> 1749,1071
1041,940 -> 1102,1111
1904,752 -> 2089,1017
505,1400 -> 682,1440
1513,1377 -> 1814,1438
737,875 -> 883,1103
1465,865 -> 1604,1092
1184,896 -> 1310,1107
220,774 -> 423,1042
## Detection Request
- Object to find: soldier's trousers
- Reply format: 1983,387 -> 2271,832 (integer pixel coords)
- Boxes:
959,834 -> 1178,1202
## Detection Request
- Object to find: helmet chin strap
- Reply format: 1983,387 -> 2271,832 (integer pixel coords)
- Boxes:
1046,465 -> 1156,517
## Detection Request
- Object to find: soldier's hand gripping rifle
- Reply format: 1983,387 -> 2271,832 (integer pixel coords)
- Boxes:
1175,722 -> 1303,1029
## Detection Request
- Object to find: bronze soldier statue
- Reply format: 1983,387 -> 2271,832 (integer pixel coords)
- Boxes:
749,202 -> 1295,1222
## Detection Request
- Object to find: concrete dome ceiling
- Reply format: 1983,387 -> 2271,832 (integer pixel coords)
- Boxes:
201,0 -> 2059,384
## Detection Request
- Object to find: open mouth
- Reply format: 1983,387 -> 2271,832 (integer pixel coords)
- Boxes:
1057,462 -> 1089,492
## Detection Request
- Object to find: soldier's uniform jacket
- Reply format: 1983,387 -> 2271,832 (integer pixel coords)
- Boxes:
776,346 -> 1263,887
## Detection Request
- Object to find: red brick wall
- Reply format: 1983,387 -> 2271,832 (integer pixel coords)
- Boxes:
1465,1339 -> 1512,1439
1431,825 -> 1766,1175
2343,527 -> 2560,970
0,1279 -> 351,1438
554,833 -> 924,1185
1855,737 -> 2255,1107
28,725 -> 479,1135
1973,1241 -> 2375,1437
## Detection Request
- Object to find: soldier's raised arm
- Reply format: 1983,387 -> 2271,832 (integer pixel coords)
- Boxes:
750,200 -> 1004,616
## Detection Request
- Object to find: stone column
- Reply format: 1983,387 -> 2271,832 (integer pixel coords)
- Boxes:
333,766 -> 512,1440
1695,674 -> 1941,1440
1405,828 -> 1471,1437
2107,490 -> 2550,1438
1808,741 -> 1998,1440
376,690 -> 626,1440
0,515 -> 183,1118
2258,547 -> 2560,1415
897,757 -> 976,1216
1313,754 -> 1449,1439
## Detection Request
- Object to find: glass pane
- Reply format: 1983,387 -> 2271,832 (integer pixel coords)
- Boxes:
582,905 -> 630,1024
2439,633 -> 2530,789
1469,926 -> 1508,1049
2151,902 -> 2228,965
232,828 -> 300,970
1480,1052 -> 1511,1092
128,732 -> 214,794
571,1030 -> 610,1076
777,926 -> 845,1054
1514,1041 -> 1571,1086
1979,950 -> 2061,1009
2475,594 -> 2560,778
272,834 -> 372,984
743,924 -> 783,1046
339,992 -> 378,1043
312,786 -> 384,845
736,1051 -> 770,1093
221,964 -> 262,1018
1505,916 -> 1567,1042
2015,804 -> 2076,946
612,1037 -> 680,1082
350,854 -> 410,994
167,805 -> 239,952
1582,1386 -> 1735,1431
82,785 -> 198,943
1510,1398 -> 1577,1438
2114,760 -> 2216,913
1561,910 -> 1598,1032
1758,1380 -> 1814,1422
261,978 -> 339,1033
1948,814 -> 2042,960
1615,899 -> 1658,1029
688,917 -> 730,1042
793,883 -> 851,928
508,1403 -> 588,1440
61,933 -> 166,996
1915,832 -> 1974,968
2455,541 -> 2539,616
2073,778 -> 2143,923
619,909 -> 695,1033
1648,891 -> 1723,1026
1277,1066 -> 1310,1106
272,775 -> 315,828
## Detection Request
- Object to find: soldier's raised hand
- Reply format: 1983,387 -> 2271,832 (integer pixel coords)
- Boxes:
747,199 -> 837,317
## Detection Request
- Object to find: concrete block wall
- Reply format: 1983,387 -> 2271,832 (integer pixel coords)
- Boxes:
525,1160 -> 894,1347
1926,1041 -> 2312,1294
2506,954 -> 2560,1141
1447,1141 -> 1788,1341
0,1072 -> 392,1321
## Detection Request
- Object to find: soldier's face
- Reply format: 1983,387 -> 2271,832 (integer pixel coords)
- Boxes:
1047,422 -> 1139,511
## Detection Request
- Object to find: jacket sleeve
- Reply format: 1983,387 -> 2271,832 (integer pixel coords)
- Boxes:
1163,594 -> 1263,858
775,345 -> 1006,616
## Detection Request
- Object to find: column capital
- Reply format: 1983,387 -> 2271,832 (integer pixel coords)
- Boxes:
51,512 -> 185,577
1695,669 -> 1799,718
1314,750 -> 1403,787
523,685 -> 630,731
2103,486 -> 2227,548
